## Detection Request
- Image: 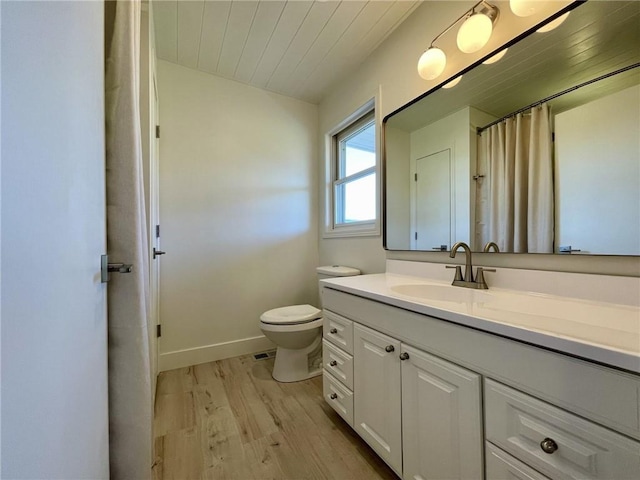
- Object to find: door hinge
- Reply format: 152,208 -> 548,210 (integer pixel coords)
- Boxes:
155,224 -> 160,238
414,173 -> 418,181
156,125 -> 160,138
415,232 -> 418,240
156,324 -> 162,338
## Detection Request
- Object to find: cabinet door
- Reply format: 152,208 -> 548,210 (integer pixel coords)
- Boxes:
486,442 -> 551,480
353,324 -> 402,475
402,344 -> 483,480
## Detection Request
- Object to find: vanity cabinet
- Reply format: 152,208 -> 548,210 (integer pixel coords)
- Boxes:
485,379 -> 640,479
401,344 -> 483,480
322,310 -> 355,426
329,322 -> 483,478
321,286 -> 640,480
353,324 -> 402,474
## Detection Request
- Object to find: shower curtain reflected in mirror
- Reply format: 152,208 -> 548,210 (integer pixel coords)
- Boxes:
475,104 -> 554,253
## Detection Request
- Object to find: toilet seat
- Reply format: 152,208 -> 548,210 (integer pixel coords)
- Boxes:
260,304 -> 321,326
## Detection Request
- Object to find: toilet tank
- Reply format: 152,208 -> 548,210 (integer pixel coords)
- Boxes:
316,265 -> 360,306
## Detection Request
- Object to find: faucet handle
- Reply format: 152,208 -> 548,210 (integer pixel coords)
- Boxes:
446,265 -> 463,282
475,268 -> 496,289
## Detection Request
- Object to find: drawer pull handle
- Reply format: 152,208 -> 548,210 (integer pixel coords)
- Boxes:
329,360 -> 338,367
399,352 -> 410,361
330,328 -> 338,334
540,438 -> 558,454
385,345 -> 395,353
330,393 -> 338,400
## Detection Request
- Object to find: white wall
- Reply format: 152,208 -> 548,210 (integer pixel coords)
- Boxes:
555,85 -> 640,255
410,108 -> 471,246
319,0 -> 639,276
385,126 -> 411,249
157,61 -> 319,370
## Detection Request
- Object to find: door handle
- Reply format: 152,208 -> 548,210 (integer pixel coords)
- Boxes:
153,248 -> 166,259
101,254 -> 133,283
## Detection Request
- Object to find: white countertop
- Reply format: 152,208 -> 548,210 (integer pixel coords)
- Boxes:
321,273 -> 640,374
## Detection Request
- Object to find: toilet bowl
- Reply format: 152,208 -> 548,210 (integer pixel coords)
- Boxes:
260,305 -> 323,383
259,265 -> 360,383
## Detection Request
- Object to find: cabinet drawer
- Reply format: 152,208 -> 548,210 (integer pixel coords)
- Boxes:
323,310 -> 353,354
323,371 -> 353,427
486,442 -> 551,480
322,339 -> 353,390
485,379 -> 640,480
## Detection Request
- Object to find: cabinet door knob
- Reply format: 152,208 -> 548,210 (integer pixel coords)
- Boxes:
540,438 -> 558,454
399,352 -> 410,361
330,393 -> 338,400
329,328 -> 338,334
385,345 -> 395,353
329,360 -> 338,367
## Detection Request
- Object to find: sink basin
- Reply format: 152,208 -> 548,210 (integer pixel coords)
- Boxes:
390,284 -> 493,304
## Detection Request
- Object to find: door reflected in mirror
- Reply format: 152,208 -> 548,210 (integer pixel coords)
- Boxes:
384,1 -> 640,255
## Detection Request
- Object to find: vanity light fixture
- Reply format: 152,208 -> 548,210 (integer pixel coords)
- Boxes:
418,47 -> 447,80
457,3 -> 500,53
509,0 -> 537,17
442,76 -> 462,89
417,1 -> 499,81
482,48 -> 508,64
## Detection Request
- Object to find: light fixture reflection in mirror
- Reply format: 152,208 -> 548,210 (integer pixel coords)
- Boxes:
482,48 -> 508,64
442,76 -> 462,89
537,12 -> 570,32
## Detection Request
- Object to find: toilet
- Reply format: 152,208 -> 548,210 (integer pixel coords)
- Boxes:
260,265 -> 360,382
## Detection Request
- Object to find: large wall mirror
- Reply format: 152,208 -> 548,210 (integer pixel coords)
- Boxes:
384,1 -> 639,256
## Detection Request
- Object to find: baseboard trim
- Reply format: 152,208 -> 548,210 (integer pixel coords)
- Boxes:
159,335 -> 275,372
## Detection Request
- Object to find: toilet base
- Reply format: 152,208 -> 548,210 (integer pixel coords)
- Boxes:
271,335 -> 322,383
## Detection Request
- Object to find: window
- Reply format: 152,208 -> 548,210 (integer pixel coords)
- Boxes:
330,109 -> 378,234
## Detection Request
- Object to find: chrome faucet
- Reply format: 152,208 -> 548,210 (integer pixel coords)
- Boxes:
450,241 -> 474,282
447,241 -> 495,289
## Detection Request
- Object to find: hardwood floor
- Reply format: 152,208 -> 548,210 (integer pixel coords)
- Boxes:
153,354 -> 399,480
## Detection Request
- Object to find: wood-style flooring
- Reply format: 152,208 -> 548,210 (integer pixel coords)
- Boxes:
153,354 -> 398,480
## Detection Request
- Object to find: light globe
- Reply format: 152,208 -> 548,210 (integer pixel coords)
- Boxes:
457,13 -> 493,54
510,0 -> 537,17
417,47 -> 446,80
537,12 -> 570,33
483,48 -> 508,64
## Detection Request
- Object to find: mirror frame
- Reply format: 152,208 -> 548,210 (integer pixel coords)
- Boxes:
381,0 -> 639,259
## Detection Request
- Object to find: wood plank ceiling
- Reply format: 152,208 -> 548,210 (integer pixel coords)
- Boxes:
153,0 -> 421,104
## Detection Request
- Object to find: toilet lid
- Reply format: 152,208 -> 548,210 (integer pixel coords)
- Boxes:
260,304 -> 322,325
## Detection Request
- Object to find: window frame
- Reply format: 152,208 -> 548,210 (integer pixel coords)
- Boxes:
324,97 -> 381,238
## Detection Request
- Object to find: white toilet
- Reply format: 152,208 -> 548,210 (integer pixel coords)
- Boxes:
260,265 -> 360,382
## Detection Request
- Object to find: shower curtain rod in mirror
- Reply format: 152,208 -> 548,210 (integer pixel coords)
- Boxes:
476,62 -> 640,134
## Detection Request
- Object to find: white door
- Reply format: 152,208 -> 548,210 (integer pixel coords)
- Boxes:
401,344 -> 483,480
1,2 -> 109,478
353,324 -> 403,475
140,3 -> 161,399
150,74 -> 162,389
415,149 -> 451,250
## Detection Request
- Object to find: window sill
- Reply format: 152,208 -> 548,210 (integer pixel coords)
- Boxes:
323,222 -> 380,239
